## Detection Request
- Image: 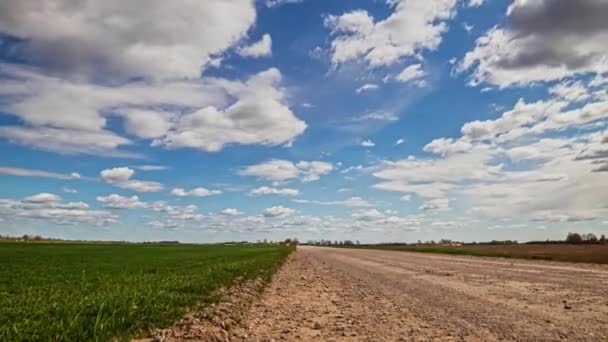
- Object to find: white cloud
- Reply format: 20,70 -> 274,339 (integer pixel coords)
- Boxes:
239,160 -> 299,182
263,205 -> 295,218
237,34 -> 272,58
0,126 -> 132,156
373,145 -> 500,199
0,65 -> 306,155
147,202 -> 206,228
62,187 -> 77,194
361,139 -> 376,147
460,99 -> 567,141
419,198 -> 450,212
353,112 -> 398,122
96,194 -> 146,209
352,209 -> 386,222
0,195 -> 116,227
266,0 -> 304,7
25,193 -> 61,203
356,83 -> 379,93
430,220 -> 460,230
549,81 -> 591,103
100,167 -> 163,193
423,137 -> 472,156
170,187 -> 222,197
122,109 -> 174,139
462,22 -> 474,33
296,161 -> 334,182
396,64 -> 425,84
394,138 -> 406,146
156,68 -> 306,152
249,186 -> 300,197
325,0 -> 457,67
221,208 -> 243,216
134,165 -> 169,171
0,166 -> 81,180
293,196 -> 372,208
0,0 -> 257,80
458,0 -> 608,87
467,0 -> 485,7
239,159 -> 333,183
373,90 -> 608,223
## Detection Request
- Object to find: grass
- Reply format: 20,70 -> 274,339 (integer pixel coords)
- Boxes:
347,244 -> 608,264
0,242 -> 292,341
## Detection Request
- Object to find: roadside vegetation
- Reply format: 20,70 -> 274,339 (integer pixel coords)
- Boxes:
305,233 -> 608,264
0,242 -> 292,341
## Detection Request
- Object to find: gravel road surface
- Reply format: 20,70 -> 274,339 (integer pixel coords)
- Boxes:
236,246 -> 608,341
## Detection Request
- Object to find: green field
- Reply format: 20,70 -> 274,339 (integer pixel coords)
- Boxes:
347,244 -> 608,264
0,242 -> 292,341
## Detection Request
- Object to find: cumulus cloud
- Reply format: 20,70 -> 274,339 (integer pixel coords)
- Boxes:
0,64 -> 306,155
263,205 -> 295,218
249,186 -> 300,197
170,187 -> 222,197
0,0 -> 257,80
0,166 -> 81,180
460,99 -> 567,141
155,68 -> 307,152
237,34 -> 272,58
221,208 -> 243,216
325,0 -> 457,67
458,0 -> 608,87
147,202 -> 206,228
549,81 -> 591,103
96,194 -> 146,209
352,209 -> 386,222
25,193 -> 61,203
423,137 -> 472,156
239,159 -> 333,183
121,109 -> 174,139
373,88 -> 608,222
0,194 -> 116,226
100,167 -> 163,193
361,139 -> 376,147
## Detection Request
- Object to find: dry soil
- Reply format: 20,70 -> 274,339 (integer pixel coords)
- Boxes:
150,246 -> 608,341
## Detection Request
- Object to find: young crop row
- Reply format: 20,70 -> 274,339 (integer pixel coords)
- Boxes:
0,243 -> 292,341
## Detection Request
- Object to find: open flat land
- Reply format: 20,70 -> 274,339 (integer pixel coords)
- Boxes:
350,243 -> 608,264
4,243 -> 608,341
0,242 -> 291,341
219,246 -> 608,341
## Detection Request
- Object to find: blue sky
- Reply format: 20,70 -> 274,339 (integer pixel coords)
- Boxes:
1,0 -> 607,243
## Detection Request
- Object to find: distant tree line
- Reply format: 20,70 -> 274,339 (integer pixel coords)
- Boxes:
302,232 -> 608,247
0,234 -> 51,241
304,240 -> 360,246
564,232 -> 606,244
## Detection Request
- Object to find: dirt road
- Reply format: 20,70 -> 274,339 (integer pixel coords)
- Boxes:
234,246 -> 608,341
